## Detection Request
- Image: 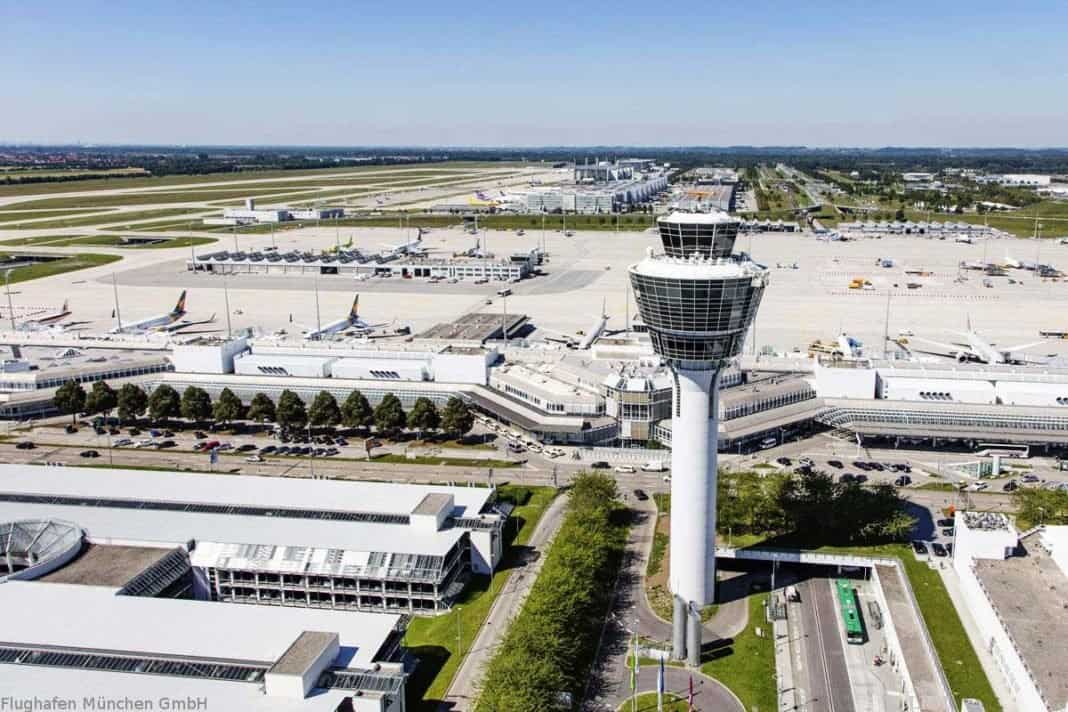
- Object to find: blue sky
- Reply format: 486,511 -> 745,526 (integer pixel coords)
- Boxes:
2,1 -> 1065,146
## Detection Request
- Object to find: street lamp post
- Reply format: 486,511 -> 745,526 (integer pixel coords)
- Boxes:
455,605 -> 463,658
4,269 -> 15,332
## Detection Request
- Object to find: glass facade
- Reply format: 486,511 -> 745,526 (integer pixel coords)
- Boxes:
629,271 -> 764,364
658,217 -> 741,259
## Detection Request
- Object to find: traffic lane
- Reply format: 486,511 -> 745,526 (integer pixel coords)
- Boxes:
802,578 -> 856,712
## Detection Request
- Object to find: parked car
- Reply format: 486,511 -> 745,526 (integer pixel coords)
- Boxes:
1002,480 -> 1019,492
894,475 -> 912,487
237,444 -> 257,452
640,461 -> 667,473
66,424 -> 79,434
633,489 -> 649,501
157,440 -> 176,449
931,542 -> 948,557
260,445 -> 276,454
942,528 -> 955,537
614,465 -> 637,474
79,450 -> 100,458
245,455 -> 264,463
937,518 -> 955,528
911,541 -> 928,555
827,459 -> 844,469
15,441 -> 35,450
776,457 -> 792,466
194,431 -> 207,439
1022,474 -> 1041,483
590,461 -> 610,469
113,438 -> 133,447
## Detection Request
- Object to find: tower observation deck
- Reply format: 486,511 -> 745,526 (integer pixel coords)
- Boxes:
628,211 -> 768,664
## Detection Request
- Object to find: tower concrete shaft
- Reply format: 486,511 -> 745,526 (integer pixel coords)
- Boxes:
668,366 -> 720,607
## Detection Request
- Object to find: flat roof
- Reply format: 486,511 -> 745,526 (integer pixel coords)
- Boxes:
2,667 -> 353,712
973,539 -> 1068,709
414,493 -> 453,516
0,581 -> 399,670
0,500 -> 465,558
269,631 -> 338,677
38,543 -> 174,587
659,210 -> 738,225
0,464 -> 492,519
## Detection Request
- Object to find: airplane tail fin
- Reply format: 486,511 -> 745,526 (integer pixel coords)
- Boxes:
173,290 -> 187,315
350,294 -> 360,320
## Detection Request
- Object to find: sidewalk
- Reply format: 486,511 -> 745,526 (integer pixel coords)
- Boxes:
773,613 -> 797,712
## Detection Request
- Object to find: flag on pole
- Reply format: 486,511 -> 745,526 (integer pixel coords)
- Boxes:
657,657 -> 665,711
688,674 -> 694,711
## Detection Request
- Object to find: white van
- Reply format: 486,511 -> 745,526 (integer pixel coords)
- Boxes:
759,437 -> 777,450
640,461 -> 666,473
496,287 -> 512,297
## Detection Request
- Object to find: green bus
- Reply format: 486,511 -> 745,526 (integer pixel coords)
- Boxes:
835,579 -> 866,644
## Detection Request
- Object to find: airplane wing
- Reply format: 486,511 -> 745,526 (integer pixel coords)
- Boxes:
908,336 -> 973,359
1003,341 -> 1046,353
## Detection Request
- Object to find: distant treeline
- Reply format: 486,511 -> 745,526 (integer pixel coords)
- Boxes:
4,145 -> 1068,179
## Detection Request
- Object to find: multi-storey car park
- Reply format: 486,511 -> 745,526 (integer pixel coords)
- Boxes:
0,465 -> 506,615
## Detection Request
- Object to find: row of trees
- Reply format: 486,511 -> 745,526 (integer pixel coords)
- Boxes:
476,473 -> 628,711
717,469 -> 916,545
53,380 -> 475,437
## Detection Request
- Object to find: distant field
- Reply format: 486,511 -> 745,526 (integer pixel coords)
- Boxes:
0,253 -> 121,283
0,161 -> 526,198
1,167 -> 148,182
2,208 -> 202,230
0,234 -> 87,247
37,235 -> 217,249
0,208 -> 118,224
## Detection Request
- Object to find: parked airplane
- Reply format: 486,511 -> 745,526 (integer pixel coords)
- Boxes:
303,295 -> 389,341
911,317 -> 1047,364
380,234 -> 427,259
110,291 -> 188,334
157,313 -> 217,333
23,299 -> 71,326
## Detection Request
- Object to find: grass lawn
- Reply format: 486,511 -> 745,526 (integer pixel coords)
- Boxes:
0,209 -> 118,224
700,593 -> 775,712
371,453 -> 519,468
0,253 -> 121,283
38,235 -> 218,249
403,485 -> 557,711
2,207 -> 199,229
0,234 -> 87,247
617,692 -> 688,711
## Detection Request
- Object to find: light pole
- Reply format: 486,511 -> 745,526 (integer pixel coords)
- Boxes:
4,269 -> 15,332
455,605 -> 463,658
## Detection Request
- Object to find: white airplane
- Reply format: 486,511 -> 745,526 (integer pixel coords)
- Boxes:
910,317 -> 1047,364
111,291 -> 188,334
380,234 -> 427,259
303,295 -> 389,341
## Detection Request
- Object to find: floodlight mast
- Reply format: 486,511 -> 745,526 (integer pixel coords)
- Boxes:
628,212 -> 767,665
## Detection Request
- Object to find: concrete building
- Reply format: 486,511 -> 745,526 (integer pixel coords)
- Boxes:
977,174 -> 1052,188
0,579 -> 407,710
0,465 -> 507,614
628,211 -> 767,664
951,512 -> 1068,712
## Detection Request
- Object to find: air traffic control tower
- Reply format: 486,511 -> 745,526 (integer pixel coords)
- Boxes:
629,211 -> 768,665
